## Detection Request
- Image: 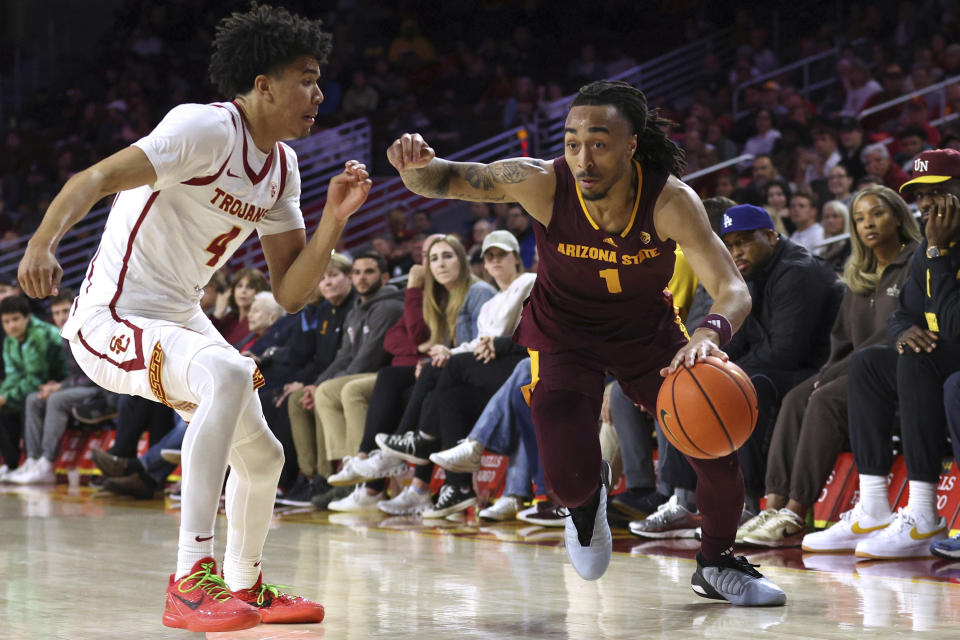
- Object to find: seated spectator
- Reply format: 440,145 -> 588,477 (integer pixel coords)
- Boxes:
840,58 -> 882,116
826,163 -> 855,208
935,370 -> 960,558
740,109 -> 781,170
375,231 -> 535,518
284,252 -> 404,507
860,63 -> 909,133
504,203 -> 536,269
326,235 -> 494,514
803,150 -> 960,558
429,357 -> 543,522
271,253 -> 357,502
895,126 -> 933,173
836,117 -> 867,183
235,291 -> 291,356
410,208 -> 436,235
7,291 -> 102,484
720,206 -> 842,514
742,154 -> 782,206
0,295 -> 68,479
819,199 -> 852,273
802,126 -> 842,186
740,186 -> 920,547
788,192 -> 825,255
341,70 -> 379,119
211,267 -> 270,345
763,179 -> 792,235
863,142 -> 909,192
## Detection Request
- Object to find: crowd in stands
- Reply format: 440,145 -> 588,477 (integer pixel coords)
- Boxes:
3,0 -> 960,566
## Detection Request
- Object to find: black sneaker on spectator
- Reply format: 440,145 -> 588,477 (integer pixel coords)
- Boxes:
611,488 -> 668,520
375,430 -> 438,465
517,500 -> 566,527
312,484 -> 352,510
276,474 -> 317,507
421,485 -> 477,518
71,397 -> 118,424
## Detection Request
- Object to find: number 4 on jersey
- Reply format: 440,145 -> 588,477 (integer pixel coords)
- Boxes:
204,226 -> 242,267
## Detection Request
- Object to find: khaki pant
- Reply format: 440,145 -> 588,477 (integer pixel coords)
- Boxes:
315,373 -> 377,461
288,387 -> 330,478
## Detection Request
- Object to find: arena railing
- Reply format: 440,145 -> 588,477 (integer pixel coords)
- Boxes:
228,127 -> 531,273
856,74 -> 960,122
533,28 -> 735,160
730,42 -> 869,120
682,154 -> 754,183
0,118 -> 372,291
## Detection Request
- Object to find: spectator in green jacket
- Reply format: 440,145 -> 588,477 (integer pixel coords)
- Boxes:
0,295 -> 68,477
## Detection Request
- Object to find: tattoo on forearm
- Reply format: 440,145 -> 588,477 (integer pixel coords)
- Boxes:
404,159 -> 543,201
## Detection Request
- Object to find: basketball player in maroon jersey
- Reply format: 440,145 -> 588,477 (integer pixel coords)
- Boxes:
387,80 -> 786,605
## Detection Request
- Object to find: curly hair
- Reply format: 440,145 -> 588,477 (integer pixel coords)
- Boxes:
209,2 -> 333,98
571,80 -> 687,178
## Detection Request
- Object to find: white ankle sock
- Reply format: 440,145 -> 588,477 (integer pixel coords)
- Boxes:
859,474 -> 892,520
906,480 -> 938,522
223,552 -> 262,591
176,529 -> 215,579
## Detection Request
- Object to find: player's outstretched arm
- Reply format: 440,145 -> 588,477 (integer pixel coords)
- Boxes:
19,147 -> 158,298
262,160 -> 372,313
655,178 -> 751,373
386,132 -> 554,225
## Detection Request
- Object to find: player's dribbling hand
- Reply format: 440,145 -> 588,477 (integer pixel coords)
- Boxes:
18,245 -> 63,299
387,133 -> 436,172
660,330 -> 728,376
326,161 -> 372,222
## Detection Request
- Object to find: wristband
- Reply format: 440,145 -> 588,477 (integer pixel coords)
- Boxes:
698,313 -> 732,347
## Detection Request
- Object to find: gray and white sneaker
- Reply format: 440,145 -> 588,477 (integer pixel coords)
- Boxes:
327,485 -> 385,512
429,438 -> 484,473
691,552 -> 787,606
479,495 -> 525,521
378,485 -> 433,515
563,459 -> 612,581
352,450 -> 409,482
328,456 -> 366,486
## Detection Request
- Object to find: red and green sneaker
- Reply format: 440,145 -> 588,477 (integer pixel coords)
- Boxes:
162,558 -> 261,632
229,573 -> 325,624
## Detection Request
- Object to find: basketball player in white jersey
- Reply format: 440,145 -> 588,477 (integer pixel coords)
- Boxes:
17,5 -> 367,633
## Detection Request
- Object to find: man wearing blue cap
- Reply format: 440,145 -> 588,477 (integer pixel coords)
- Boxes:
718,204 -> 843,516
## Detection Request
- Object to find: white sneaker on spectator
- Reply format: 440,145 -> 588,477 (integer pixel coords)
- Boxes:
736,509 -> 778,545
378,485 -> 433,515
328,456 -> 366,486
801,502 -> 895,553
12,458 -> 56,485
0,464 -> 9,481
160,449 -> 181,465
429,438 -> 484,473
352,450 -> 408,482
479,495 -> 525,521
854,507 -> 947,559
5,458 -> 37,483
327,485 -> 385,512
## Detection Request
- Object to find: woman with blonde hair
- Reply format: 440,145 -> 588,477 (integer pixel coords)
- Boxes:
819,199 -> 852,273
325,234 -> 495,512
739,185 -> 921,548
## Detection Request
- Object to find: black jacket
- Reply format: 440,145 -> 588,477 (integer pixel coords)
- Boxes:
726,237 -> 844,374
888,239 -> 960,344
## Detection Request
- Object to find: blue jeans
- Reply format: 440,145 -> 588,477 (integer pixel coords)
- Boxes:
139,415 -> 188,486
469,358 -> 544,499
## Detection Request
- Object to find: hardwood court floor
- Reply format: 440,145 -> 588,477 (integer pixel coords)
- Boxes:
1,484 -> 959,639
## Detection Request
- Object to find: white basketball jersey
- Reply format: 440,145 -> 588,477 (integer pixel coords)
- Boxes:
63,101 -> 304,340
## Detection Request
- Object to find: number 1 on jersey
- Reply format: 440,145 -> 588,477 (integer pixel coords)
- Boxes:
205,226 -> 242,267
599,268 -> 622,294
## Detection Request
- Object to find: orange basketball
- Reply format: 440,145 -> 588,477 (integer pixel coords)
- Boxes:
655,356 -> 758,459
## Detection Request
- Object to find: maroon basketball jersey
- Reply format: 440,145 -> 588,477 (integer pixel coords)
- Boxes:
513,157 -> 681,351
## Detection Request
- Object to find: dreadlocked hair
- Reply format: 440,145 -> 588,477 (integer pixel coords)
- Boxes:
209,2 -> 333,98
571,80 -> 686,178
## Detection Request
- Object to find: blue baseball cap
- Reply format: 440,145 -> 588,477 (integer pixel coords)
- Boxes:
720,204 -> 775,236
